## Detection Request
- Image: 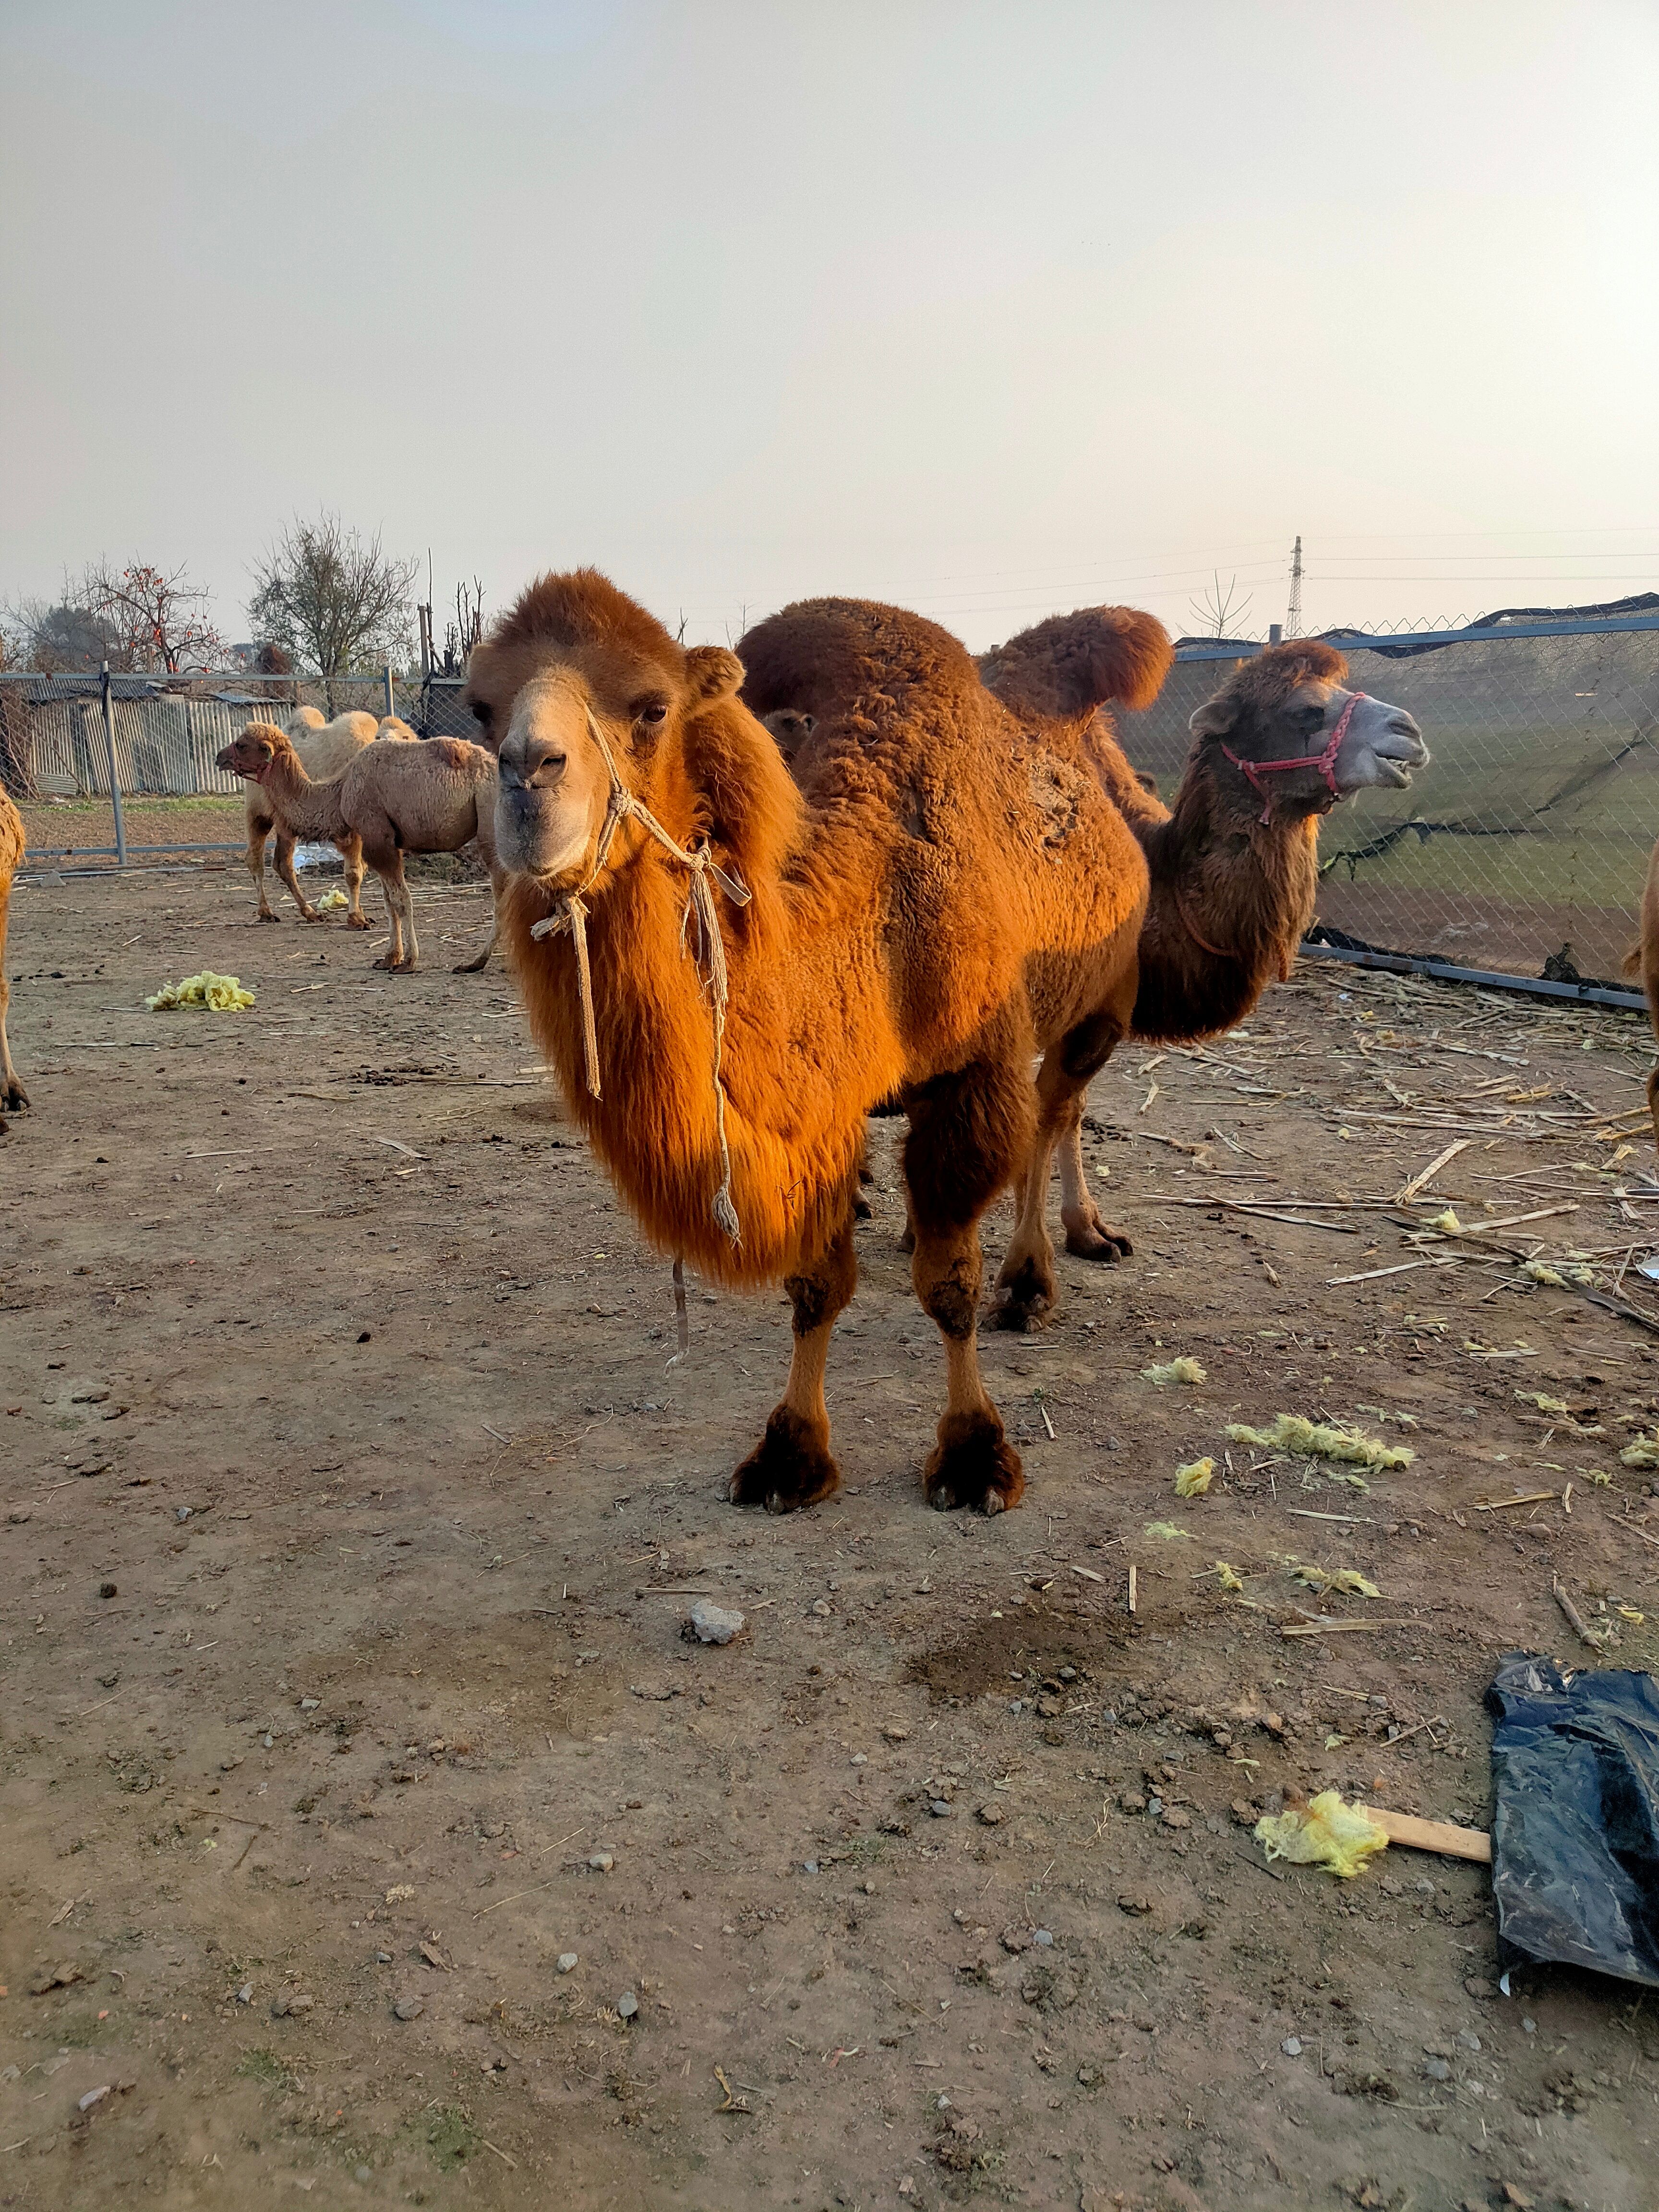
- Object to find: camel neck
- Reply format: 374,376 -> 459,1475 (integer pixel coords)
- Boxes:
1133,754 -> 1320,1042
263,751 -> 347,843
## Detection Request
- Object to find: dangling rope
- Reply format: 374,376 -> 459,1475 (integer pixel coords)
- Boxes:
529,707 -> 751,1247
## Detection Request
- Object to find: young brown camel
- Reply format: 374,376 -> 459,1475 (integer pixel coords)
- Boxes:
974,619 -> 1429,1322
1623,840 -> 1659,1149
216,723 -> 502,974
0,784 -> 26,1113
468,569 -> 1168,1516
240,708 -> 409,928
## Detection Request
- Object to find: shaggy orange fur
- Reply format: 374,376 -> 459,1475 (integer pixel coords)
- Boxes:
0,785 -> 25,1112
469,572 -> 1154,1514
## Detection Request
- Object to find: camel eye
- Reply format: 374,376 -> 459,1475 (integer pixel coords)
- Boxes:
634,698 -> 669,728
469,698 -> 493,731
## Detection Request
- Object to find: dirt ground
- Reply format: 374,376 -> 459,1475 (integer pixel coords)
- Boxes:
4,851 -> 1659,2212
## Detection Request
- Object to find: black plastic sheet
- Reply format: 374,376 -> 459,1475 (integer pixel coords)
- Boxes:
1486,1652 -> 1659,1990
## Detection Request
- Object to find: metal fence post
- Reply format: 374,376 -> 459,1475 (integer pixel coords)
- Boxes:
100,661 -> 128,867
383,663 -> 395,720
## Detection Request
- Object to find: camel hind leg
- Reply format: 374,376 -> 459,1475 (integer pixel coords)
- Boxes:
453,865 -> 502,975
1056,1107 -> 1133,1261
904,1030 -> 1034,1513
338,834 -> 371,929
729,1203 -> 857,1514
0,868 -> 25,1111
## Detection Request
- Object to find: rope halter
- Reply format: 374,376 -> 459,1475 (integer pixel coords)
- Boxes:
1221,690 -> 1363,826
529,705 -> 752,1247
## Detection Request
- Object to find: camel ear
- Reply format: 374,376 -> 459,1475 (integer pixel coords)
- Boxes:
1189,697 -> 1236,740
685,646 -> 744,701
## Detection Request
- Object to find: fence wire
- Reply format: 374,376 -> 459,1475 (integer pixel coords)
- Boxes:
1117,618 -> 1659,993
0,670 -> 488,805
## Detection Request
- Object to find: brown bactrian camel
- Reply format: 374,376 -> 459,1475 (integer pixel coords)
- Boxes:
969,618 -> 1429,1322
1623,838 -> 1659,1149
216,723 -> 502,974
0,783 -> 26,1113
240,708 -> 416,928
467,569 -> 1168,1516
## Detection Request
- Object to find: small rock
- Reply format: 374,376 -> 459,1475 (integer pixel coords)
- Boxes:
1032,1929 -> 1054,1948
556,1953 -> 578,1974
375,1952 -> 392,1966
77,2085 -> 110,2113
850,1753 -> 867,1767
588,1852 -> 614,1874
1282,2037 -> 1303,2056
1034,1696 -> 1062,1719
975,1801 -> 1005,1826
686,1599 -> 745,1645
928,1799 -> 953,1819
393,1996 -> 425,2021
1457,2029 -> 1482,2053
1229,1799 -> 1257,1827
272,1993 -> 314,2018
811,1599 -> 833,1617
1146,1795 -> 1165,1818
235,1983 -> 253,2005
617,1992 -> 639,2020
1000,1926 -> 1031,1954
1464,1975 -> 1498,2001
97,1582 -> 117,1600
299,1697 -> 320,1712
28,1964 -> 84,1995
1119,1791 -> 1147,1815
802,1860 -> 819,1875
881,1724 -> 910,1742
1117,1894 -> 1153,1917
1161,1807 -> 1191,1831
1077,2063 -> 1101,2086
1501,2187 -> 1535,2210
175,1506 -> 191,1523
1423,2058 -> 1451,2081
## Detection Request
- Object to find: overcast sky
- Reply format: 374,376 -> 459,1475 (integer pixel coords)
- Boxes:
2,0 -> 1656,652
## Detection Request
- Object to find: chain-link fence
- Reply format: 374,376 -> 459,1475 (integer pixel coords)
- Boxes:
1116,612 -> 1659,1004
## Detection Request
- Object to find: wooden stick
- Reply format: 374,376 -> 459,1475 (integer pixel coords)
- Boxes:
1475,1491 -> 1560,1513
1280,1620 -> 1413,1636
1127,1565 -> 1137,1615
1396,1140 -> 1471,1203
1357,1806 -> 1491,1863
1552,1576 -> 1605,1650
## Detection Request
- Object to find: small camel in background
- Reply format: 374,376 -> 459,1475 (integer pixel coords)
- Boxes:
217,721 -> 502,974
0,782 -> 26,1113
1625,840 -> 1659,1149
240,707 -> 415,928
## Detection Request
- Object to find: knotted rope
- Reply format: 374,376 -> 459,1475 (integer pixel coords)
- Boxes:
529,708 -> 751,1248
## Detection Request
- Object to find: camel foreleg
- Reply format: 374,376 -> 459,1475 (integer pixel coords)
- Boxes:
0,875 -> 25,1111
339,834 -> 371,929
730,1208 -> 857,1514
273,829 -> 322,922
246,813 -> 280,923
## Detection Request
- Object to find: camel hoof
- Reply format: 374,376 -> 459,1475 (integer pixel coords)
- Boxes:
1,1082 -> 28,1113
897,1226 -> 916,1256
991,1253 -> 1055,1331
256,910 -> 279,925
1063,1214 -> 1133,1262
298,910 -> 324,925
924,1412 -> 1024,1515
346,914 -> 371,931
852,1191 -> 873,1222
729,1407 -> 841,1514
452,955 -> 488,974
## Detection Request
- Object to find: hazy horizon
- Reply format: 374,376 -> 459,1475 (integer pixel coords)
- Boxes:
3,0 -> 1656,658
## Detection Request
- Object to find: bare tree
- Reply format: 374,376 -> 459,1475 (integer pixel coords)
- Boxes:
248,514 -> 418,692
72,558 -> 222,673
2,594 -> 120,673
1186,571 -> 1255,640
441,578 -> 484,675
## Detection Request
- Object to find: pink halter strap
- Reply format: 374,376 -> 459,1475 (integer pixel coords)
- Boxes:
1222,691 -> 1363,825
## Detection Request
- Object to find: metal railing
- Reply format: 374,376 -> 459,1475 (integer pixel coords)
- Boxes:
1117,611 -> 1659,1008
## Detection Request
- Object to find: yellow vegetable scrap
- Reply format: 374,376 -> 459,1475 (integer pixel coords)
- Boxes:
1254,1792 -> 1389,1879
145,970 -> 256,1011
1428,1208 -> 1462,1234
1517,1391 -> 1572,1415
1290,1563 -> 1382,1600
1174,1458 -> 1215,1498
1619,1436 -> 1659,1468
315,887 -> 349,912
1142,1522 -> 1193,1541
1212,1561 -> 1244,1592
1224,1413 -> 1413,1471
1141,1357 -> 1207,1387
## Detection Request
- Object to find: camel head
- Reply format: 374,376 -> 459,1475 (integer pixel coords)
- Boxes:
216,721 -> 295,785
467,569 -> 766,890
1189,641 -> 1428,822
